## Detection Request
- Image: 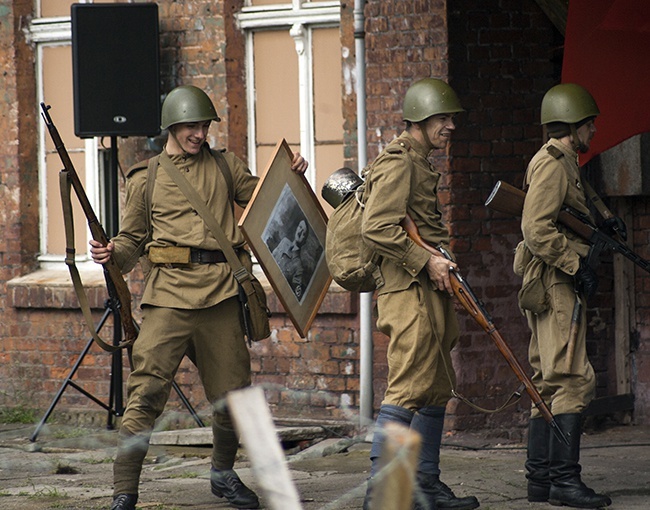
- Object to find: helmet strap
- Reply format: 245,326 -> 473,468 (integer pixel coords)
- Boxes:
417,120 -> 435,153
569,123 -> 588,153
166,125 -> 189,156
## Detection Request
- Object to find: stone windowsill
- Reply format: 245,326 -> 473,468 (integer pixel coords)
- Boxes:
7,267 -> 108,310
7,266 -> 358,315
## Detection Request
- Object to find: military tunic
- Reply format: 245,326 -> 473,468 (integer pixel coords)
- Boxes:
113,146 -> 258,307
110,145 -> 259,494
362,131 -> 459,410
517,138 -> 596,417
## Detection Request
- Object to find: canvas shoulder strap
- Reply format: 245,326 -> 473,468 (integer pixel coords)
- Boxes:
157,152 -> 256,296
211,148 -> 235,209
144,148 -> 235,236
582,177 -> 615,222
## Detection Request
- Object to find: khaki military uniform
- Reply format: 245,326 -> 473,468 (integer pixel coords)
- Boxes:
362,131 -> 459,410
515,138 -> 596,418
110,145 -> 259,494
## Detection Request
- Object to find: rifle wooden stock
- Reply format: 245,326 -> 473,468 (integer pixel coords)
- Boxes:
41,103 -> 137,347
401,215 -> 569,445
485,180 -> 650,273
485,180 -> 593,239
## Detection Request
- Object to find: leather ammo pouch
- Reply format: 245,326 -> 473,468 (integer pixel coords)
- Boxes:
148,246 -> 191,264
236,270 -> 272,344
514,242 -> 548,314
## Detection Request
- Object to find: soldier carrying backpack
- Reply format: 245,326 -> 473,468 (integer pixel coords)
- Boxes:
325,78 -> 480,510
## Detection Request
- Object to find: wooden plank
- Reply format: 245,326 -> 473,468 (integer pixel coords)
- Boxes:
370,422 -> 421,510
227,386 -> 303,510
613,198 -> 635,397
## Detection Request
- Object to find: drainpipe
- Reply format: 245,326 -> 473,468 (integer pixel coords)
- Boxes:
354,0 -> 373,427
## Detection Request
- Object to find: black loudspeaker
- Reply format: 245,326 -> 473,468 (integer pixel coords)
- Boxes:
71,3 -> 161,138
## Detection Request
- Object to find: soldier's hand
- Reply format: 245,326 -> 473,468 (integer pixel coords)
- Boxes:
575,259 -> 598,299
89,240 -> 114,265
601,216 -> 627,241
291,153 -> 308,175
425,252 -> 456,295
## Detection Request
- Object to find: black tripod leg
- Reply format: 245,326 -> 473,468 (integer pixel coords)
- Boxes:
171,380 -> 205,427
30,307 -> 112,442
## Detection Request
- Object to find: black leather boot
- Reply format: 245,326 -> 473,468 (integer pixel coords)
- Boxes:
525,416 -> 551,502
417,473 -> 479,510
211,468 -> 260,509
548,413 -> 612,508
110,493 -> 138,510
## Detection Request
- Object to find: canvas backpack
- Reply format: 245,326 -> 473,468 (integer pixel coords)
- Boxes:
325,174 -> 384,292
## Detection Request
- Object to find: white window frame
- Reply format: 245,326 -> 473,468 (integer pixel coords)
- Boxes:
28,16 -> 101,269
237,1 -> 341,190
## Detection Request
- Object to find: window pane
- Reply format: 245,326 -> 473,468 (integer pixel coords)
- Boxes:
42,44 -> 89,257
313,27 -> 344,213
253,30 -> 300,150
40,0 -> 121,18
250,0 -> 291,6
313,28 -> 344,141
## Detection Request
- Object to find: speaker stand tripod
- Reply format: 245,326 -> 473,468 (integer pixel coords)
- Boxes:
31,138 -> 204,442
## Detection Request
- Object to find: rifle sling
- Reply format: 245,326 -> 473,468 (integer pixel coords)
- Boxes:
59,172 -> 131,353
582,178 -> 614,221
417,272 -> 524,415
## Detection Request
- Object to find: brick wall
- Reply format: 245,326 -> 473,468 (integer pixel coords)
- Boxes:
632,197 -> 650,422
0,0 -> 364,428
361,0 -> 650,437
1,0 -> 649,434
360,0 -> 561,436
444,0 -> 561,434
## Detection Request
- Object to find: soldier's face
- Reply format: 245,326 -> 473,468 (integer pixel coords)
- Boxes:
295,220 -> 307,246
575,119 -> 596,152
423,114 -> 456,150
168,121 -> 211,155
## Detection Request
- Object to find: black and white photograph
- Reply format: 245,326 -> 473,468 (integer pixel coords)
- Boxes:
263,184 -> 323,304
239,139 -> 330,337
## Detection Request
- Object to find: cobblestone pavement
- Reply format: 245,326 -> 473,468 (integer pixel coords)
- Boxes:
0,422 -> 649,509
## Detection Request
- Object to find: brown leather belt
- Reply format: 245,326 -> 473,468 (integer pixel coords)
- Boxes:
190,248 -> 228,264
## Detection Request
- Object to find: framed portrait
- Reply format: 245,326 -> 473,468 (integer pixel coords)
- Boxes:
239,139 -> 331,337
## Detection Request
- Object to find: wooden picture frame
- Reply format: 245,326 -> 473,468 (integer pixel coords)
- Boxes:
239,139 -> 331,337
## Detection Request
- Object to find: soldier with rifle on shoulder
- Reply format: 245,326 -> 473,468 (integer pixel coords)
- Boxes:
514,83 -> 614,509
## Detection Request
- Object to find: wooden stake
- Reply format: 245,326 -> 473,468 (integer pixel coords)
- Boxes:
370,421 -> 421,510
227,386 -> 303,510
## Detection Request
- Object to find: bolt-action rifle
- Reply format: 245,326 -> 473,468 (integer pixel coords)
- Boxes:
40,103 -> 137,350
401,215 -> 570,446
485,180 -> 650,274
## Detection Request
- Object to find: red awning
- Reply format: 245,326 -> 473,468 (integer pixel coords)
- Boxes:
562,0 -> 650,165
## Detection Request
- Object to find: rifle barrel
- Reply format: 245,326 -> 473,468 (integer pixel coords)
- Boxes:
41,103 -> 137,346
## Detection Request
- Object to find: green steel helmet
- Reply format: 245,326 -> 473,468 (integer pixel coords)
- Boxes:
540,83 -> 600,125
402,78 -> 464,122
160,85 -> 221,130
